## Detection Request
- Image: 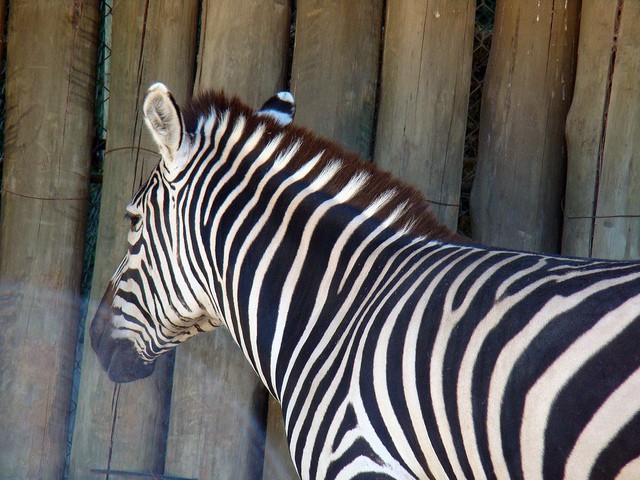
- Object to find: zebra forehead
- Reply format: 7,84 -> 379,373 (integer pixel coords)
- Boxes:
180,89 -> 462,244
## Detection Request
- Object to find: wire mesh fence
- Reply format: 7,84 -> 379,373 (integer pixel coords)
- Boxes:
64,1 -> 112,476
459,0 -> 496,236
0,2 -> 7,215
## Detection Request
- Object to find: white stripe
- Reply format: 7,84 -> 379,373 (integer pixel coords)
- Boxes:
226,140 -> 302,356
247,155 -> 333,386
286,238 -> 430,477
220,133 -> 284,273
337,191 -> 400,293
191,112 -> 230,317
316,398 -> 351,477
456,257 -> 548,478
374,248 -> 464,478
428,250 -> 507,479
564,367 -> 640,479
267,163 -> 361,390
334,456 -> 415,480
487,273 -> 640,479
520,292 -> 640,480
402,246 -> 472,479
616,455 -> 640,480
279,209 -> 423,406
203,116 -> 247,223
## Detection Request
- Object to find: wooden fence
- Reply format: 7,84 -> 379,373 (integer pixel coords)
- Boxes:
0,1 -> 639,479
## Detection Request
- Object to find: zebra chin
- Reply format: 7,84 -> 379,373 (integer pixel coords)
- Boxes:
90,284 -> 156,383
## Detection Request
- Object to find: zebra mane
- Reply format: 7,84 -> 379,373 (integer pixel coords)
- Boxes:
182,90 -> 463,243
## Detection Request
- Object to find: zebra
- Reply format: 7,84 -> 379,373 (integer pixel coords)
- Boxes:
91,82 -> 640,479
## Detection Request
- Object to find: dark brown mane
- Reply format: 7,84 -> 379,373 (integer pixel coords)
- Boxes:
182,90 -> 463,244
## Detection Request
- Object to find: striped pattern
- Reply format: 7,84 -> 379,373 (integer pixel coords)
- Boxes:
94,84 -> 640,479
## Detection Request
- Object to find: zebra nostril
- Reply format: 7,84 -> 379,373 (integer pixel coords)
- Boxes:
89,281 -> 155,382
107,342 -> 156,383
90,309 -> 155,382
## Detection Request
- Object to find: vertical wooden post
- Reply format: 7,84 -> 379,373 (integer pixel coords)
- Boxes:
290,0 -> 384,158
164,2 -> 291,479
69,2 -> 199,478
562,1 -> 617,258
471,0 -> 580,252
374,0 -> 475,229
263,395 -> 300,479
193,0 -> 290,105
0,1 -> 98,478
0,0 -> 6,69
591,3 -> 640,259
564,1 -> 640,260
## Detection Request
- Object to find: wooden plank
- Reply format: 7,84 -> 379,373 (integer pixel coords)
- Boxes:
0,1 -> 98,478
562,1 -> 619,258
471,0 -> 580,253
194,0 -> 290,105
69,1 -> 199,478
164,2 -> 292,479
374,0 -> 475,229
263,396 -> 298,479
0,1 -> 6,70
290,0 -> 384,158
165,331 -> 269,478
591,3 -> 640,259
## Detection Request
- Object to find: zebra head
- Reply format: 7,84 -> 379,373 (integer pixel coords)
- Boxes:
90,83 -> 295,383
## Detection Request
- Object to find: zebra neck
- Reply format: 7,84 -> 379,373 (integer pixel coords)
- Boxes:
208,158 -> 413,401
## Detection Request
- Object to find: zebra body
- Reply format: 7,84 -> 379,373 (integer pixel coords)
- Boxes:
91,83 -> 640,479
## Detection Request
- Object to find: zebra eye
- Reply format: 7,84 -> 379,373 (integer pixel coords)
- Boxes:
125,212 -> 143,232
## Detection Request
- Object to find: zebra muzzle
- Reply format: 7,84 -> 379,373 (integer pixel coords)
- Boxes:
90,283 -> 156,383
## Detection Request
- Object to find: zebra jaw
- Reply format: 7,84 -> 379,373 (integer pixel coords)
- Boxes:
90,282 -> 156,383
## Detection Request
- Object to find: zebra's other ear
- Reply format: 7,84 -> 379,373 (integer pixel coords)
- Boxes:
143,83 -> 184,168
257,91 -> 295,125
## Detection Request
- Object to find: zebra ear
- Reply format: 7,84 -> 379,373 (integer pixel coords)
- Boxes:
257,91 -> 295,125
143,83 -> 184,169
